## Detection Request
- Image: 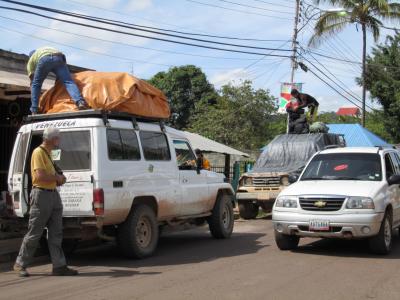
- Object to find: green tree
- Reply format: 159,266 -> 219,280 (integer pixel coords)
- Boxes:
189,81 -> 283,150
363,33 -> 400,142
309,0 -> 400,126
148,65 -> 218,129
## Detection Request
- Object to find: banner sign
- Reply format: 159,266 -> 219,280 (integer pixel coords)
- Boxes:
278,82 -> 302,114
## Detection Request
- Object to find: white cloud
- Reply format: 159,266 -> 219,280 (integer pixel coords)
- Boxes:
210,68 -> 250,87
125,0 -> 153,11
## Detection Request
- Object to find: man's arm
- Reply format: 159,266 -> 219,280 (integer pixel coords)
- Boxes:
34,169 -> 59,183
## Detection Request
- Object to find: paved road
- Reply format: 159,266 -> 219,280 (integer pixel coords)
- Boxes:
1,217 -> 400,300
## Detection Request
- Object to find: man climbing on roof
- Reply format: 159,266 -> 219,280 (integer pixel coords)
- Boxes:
27,46 -> 89,115
290,89 -> 319,123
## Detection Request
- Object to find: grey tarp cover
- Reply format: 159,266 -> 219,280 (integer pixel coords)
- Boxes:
254,134 -> 337,173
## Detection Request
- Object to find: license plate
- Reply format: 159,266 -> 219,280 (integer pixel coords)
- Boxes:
309,220 -> 330,231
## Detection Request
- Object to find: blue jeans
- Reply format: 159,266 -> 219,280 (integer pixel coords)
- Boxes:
31,54 -> 85,113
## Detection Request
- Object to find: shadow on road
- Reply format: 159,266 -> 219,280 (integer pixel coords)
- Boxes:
293,231 -> 400,259
70,228 -> 267,269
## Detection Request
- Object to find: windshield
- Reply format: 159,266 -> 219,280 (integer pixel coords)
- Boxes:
301,153 -> 382,181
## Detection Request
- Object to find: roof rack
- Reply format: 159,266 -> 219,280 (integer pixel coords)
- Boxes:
23,109 -> 168,131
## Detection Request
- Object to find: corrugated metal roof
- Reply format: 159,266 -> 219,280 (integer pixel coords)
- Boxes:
327,123 -> 390,147
183,131 -> 249,157
336,107 -> 360,116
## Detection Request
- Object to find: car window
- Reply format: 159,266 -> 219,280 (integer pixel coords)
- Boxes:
301,153 -> 382,181
140,131 -> 171,161
385,154 -> 395,178
13,133 -> 29,174
389,152 -> 400,175
107,129 -> 141,160
55,131 -> 91,171
173,140 -> 196,170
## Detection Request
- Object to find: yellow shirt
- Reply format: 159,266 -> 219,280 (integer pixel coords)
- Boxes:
203,158 -> 211,171
27,46 -> 60,77
31,147 -> 57,189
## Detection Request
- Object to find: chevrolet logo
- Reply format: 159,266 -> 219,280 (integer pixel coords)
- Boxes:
314,200 -> 327,208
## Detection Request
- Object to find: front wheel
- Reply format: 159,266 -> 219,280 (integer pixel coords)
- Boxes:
369,211 -> 392,255
117,205 -> 159,258
238,201 -> 259,219
208,194 -> 234,239
274,230 -> 299,250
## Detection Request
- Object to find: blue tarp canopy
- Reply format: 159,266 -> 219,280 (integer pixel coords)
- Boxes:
327,124 -> 390,147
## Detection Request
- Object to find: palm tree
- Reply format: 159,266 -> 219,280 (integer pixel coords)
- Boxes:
308,0 -> 400,127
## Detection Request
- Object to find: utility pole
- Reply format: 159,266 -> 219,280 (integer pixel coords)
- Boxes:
290,0 -> 301,86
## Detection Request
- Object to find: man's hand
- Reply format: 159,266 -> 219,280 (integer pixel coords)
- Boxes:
56,174 -> 67,186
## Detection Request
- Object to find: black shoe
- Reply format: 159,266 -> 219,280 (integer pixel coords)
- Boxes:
77,101 -> 89,110
13,263 -> 29,277
52,265 -> 78,276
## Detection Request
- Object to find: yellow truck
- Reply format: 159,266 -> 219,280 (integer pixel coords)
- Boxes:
236,133 -> 345,219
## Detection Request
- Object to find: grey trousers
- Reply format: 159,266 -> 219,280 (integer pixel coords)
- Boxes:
16,188 -> 66,268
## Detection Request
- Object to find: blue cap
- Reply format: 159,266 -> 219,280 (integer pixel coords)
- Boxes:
29,50 -> 35,57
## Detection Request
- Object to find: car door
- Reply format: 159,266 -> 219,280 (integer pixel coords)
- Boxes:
389,152 -> 400,225
172,139 -> 210,216
384,153 -> 400,225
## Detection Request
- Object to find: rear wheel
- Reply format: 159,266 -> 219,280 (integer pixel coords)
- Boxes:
274,230 -> 299,250
208,194 -> 234,239
369,210 -> 392,255
117,205 -> 159,258
238,201 -> 259,219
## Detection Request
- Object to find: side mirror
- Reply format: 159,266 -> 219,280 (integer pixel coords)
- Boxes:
288,175 -> 299,184
388,174 -> 400,185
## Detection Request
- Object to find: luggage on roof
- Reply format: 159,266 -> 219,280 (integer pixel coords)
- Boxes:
39,71 -> 170,119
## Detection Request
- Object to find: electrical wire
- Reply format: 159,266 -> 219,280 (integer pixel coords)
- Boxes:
0,15 -> 281,62
216,0 -> 294,15
0,0 -> 293,52
0,5 -> 293,58
185,0 -> 293,20
66,0 -> 290,42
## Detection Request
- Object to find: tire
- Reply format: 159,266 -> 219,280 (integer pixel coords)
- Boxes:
274,230 -> 299,250
208,194 -> 234,239
117,205 -> 159,259
238,201 -> 259,219
369,210 -> 392,255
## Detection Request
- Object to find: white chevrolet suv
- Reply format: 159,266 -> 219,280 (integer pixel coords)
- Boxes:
272,147 -> 400,255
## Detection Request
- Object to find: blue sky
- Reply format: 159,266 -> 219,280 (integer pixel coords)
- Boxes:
0,0 -> 396,111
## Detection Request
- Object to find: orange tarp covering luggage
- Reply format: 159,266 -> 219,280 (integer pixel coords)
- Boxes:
39,71 -> 170,119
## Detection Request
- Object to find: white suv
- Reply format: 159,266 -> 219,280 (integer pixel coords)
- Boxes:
272,147 -> 400,254
6,110 -> 235,258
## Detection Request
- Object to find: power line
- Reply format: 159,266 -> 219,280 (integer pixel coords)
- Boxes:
0,23 -> 252,70
66,0 -> 290,42
0,15 -> 281,62
216,0 -> 293,15
185,0 -> 293,20
250,0 -> 294,9
0,5 -> 293,58
299,54 -> 373,109
0,0 -> 293,52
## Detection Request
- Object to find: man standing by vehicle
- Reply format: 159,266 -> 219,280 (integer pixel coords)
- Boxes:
27,46 -> 89,114
290,89 -> 319,122
13,128 -> 78,277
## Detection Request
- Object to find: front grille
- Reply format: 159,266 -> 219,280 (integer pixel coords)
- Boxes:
299,197 -> 346,211
253,177 -> 280,187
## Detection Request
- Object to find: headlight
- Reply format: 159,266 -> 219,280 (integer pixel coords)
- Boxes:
275,196 -> 298,208
243,177 -> 253,186
281,176 -> 290,186
346,197 -> 375,209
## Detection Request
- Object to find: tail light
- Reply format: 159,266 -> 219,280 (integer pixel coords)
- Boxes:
5,192 -> 15,217
93,188 -> 104,216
